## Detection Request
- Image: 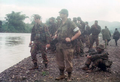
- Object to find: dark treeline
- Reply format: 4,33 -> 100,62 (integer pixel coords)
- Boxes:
0,11 -> 120,33
0,11 -> 33,33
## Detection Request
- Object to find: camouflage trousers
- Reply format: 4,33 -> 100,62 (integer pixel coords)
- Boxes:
30,41 -> 48,64
90,35 -> 99,48
85,35 -> 90,48
85,58 -> 103,67
56,43 -> 74,72
79,35 -> 85,43
75,39 -> 84,55
114,39 -> 119,46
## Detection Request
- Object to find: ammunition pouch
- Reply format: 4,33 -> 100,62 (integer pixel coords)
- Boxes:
35,34 -> 40,40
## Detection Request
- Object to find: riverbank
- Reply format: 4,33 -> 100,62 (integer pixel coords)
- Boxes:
0,39 -> 120,82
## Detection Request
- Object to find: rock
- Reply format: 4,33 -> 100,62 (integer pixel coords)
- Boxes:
26,70 -> 30,74
22,76 -> 26,80
48,76 -> 53,79
12,75 -> 15,79
77,78 -> 80,80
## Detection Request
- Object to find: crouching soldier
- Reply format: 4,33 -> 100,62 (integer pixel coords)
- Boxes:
82,44 -> 112,72
29,14 -> 51,70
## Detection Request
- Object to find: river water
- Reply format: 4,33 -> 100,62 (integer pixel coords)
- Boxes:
0,33 -> 31,73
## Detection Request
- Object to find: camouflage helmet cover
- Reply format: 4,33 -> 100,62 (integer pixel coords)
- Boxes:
77,17 -> 81,21
34,14 -> 41,19
59,9 -> 68,16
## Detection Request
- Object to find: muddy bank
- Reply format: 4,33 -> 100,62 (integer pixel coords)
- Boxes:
0,38 -> 120,82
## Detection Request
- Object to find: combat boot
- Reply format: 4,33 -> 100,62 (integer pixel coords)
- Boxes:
67,72 -> 72,82
86,65 -> 95,73
82,65 -> 89,70
44,64 -> 49,71
86,69 -> 93,73
29,61 -> 38,70
55,69 -> 66,80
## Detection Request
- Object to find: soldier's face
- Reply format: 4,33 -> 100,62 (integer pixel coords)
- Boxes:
60,13 -> 66,18
96,48 -> 102,52
95,22 -> 98,25
49,19 -> 53,23
57,19 -> 60,22
78,21 -> 80,23
34,18 -> 39,23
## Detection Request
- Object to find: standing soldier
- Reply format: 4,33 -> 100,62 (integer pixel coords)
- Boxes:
48,17 -> 57,37
113,28 -> 120,46
29,14 -> 51,70
89,20 -> 101,50
77,17 -> 85,43
54,9 -> 81,81
84,22 -> 91,49
102,26 -> 111,48
73,17 -> 83,57
77,17 -> 85,56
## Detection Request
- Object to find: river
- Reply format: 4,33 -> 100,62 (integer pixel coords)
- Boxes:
0,33 -> 31,73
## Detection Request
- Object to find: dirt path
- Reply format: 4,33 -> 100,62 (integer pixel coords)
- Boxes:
0,39 -> 120,82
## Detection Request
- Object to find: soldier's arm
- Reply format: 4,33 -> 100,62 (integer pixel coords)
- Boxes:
71,30 -> 81,41
91,51 -> 109,59
66,22 -> 81,42
30,25 -> 36,43
44,25 -> 52,44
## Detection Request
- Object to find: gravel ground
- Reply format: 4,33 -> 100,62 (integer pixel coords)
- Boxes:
0,38 -> 120,82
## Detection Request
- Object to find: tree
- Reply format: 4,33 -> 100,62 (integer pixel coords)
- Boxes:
5,11 -> 28,32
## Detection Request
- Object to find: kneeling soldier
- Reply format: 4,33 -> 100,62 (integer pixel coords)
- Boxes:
82,44 -> 112,72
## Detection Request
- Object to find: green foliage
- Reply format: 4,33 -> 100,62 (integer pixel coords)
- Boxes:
5,11 -> 27,32
0,11 -> 33,33
41,71 -> 49,76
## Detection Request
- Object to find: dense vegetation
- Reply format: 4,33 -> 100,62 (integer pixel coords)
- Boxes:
0,11 -> 33,33
0,11 -> 120,33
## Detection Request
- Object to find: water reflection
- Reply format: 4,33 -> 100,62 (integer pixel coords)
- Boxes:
5,37 -> 24,46
0,33 -> 31,73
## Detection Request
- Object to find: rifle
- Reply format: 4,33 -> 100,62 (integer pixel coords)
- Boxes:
50,38 -> 58,52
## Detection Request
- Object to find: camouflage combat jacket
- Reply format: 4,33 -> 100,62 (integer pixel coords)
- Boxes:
90,24 -> 101,35
90,50 -> 112,67
31,23 -> 51,44
57,19 -> 79,49
90,51 -> 109,61
85,25 -> 91,35
79,21 -> 85,35
48,22 -> 57,36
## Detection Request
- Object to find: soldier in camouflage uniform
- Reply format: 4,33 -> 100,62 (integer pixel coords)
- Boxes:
73,17 -> 83,57
84,22 -> 91,48
82,44 -> 112,72
54,9 -> 81,81
102,26 -> 111,48
48,17 -> 57,37
77,17 -> 85,43
113,28 -> 120,46
29,14 -> 51,70
89,20 -> 101,50
77,17 -> 85,56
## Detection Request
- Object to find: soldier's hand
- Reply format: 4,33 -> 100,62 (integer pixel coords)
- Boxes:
29,41 -> 32,46
29,41 -> 32,45
65,37 -> 71,42
46,44 -> 50,48
53,34 -> 57,39
87,55 -> 91,58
